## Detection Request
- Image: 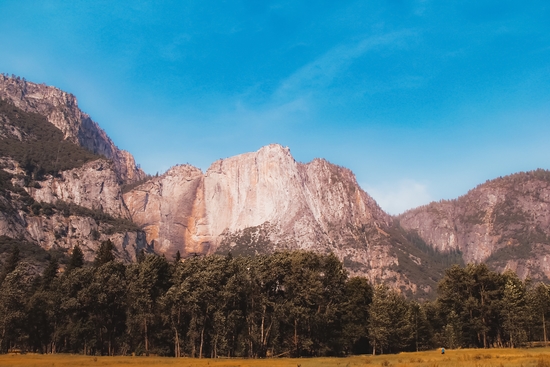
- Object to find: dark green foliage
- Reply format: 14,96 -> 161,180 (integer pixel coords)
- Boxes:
368,284 -> 412,354
173,250 -> 181,263
434,264 -> 534,349
341,277 -> 373,354
40,257 -> 58,290
127,254 -> 172,355
137,248 -> 146,263
0,245 -> 20,283
94,240 -> 116,266
0,251 -> 549,357
0,99 -> 99,178
0,262 -> 34,353
66,245 -> 84,273
0,236 -> 66,271
0,169 -> 14,192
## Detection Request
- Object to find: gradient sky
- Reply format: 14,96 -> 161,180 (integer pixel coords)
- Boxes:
1,1 -> 549,214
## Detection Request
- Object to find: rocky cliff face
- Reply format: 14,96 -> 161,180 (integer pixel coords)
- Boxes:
0,74 -> 145,183
124,144 -> 449,294
0,157 -> 148,262
30,159 -> 130,218
125,145 -> 389,255
399,170 -> 550,281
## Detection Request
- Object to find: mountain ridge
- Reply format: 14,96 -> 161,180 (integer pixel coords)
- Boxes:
1,74 -> 548,295
399,169 -> 550,281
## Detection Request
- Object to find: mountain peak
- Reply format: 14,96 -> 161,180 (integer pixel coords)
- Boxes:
0,74 -> 145,184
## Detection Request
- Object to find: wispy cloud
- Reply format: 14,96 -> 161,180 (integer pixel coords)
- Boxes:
274,31 -> 415,101
365,179 -> 432,215
223,30 -> 416,131
226,96 -> 311,127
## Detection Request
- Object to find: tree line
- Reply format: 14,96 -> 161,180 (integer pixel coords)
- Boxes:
0,242 -> 549,357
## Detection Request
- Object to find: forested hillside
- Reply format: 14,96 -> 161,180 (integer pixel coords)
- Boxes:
0,98 -> 99,179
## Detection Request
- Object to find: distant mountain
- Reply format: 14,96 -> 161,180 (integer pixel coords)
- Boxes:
399,170 -> 550,281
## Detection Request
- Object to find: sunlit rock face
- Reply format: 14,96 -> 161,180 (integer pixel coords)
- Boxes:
123,164 -> 205,256
399,171 -> 550,281
0,75 -> 145,183
124,145 -> 408,283
22,212 -> 148,263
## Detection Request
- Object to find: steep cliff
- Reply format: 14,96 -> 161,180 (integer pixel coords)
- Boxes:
399,170 -> 550,281
0,157 -> 149,262
124,144 -> 455,295
0,74 -> 145,184
30,159 -> 130,218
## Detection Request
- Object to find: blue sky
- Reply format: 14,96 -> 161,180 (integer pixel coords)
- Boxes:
1,1 -> 549,214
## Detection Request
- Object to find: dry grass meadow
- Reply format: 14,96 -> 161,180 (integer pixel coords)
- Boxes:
2,347 -> 550,367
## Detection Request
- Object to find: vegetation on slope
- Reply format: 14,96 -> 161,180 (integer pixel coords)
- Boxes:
0,99 -> 99,179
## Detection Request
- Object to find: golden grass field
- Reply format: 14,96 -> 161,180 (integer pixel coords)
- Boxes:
2,347 -> 550,367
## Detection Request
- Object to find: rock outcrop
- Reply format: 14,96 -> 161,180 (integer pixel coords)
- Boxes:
0,157 -> 149,262
399,170 -> 550,281
0,74 -> 145,183
29,159 -> 130,218
23,212 -> 148,263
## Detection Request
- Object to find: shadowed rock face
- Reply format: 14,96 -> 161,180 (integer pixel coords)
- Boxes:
124,164 -> 205,255
399,170 -> 550,281
0,75 -> 145,184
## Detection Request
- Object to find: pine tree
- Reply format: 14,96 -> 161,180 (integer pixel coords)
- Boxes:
0,263 -> 32,352
41,257 -> 59,290
341,277 -> 373,354
137,249 -> 146,263
0,245 -> 21,283
94,240 -> 115,267
368,285 -> 392,355
502,272 -> 527,347
529,283 -> 550,345
174,250 -> 181,263
66,244 -> 84,273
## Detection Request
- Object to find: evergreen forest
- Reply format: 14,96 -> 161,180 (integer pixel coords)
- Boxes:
1,244 -> 550,358
0,99 -> 99,180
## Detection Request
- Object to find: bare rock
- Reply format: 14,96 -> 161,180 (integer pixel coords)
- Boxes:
28,159 -> 129,218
